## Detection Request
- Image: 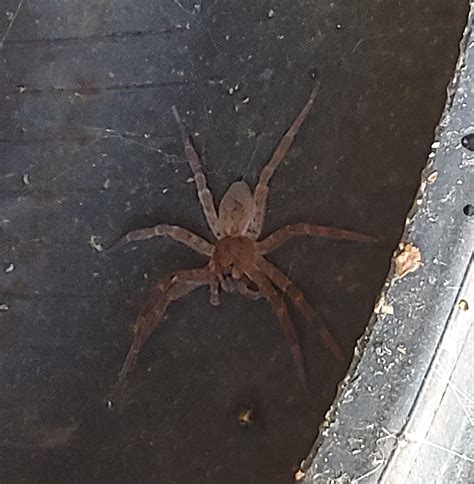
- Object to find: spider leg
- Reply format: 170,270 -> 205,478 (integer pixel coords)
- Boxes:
246,81 -> 320,240
118,266 -> 211,384
105,223 -> 214,256
172,106 -> 222,239
244,266 -> 308,391
257,223 -> 375,255
255,256 -> 345,362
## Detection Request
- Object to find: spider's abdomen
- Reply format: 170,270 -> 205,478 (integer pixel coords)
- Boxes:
217,181 -> 255,236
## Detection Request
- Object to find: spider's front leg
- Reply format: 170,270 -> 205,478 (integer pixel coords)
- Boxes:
246,81 -> 320,240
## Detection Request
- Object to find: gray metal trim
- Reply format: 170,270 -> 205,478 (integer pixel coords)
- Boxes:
302,6 -> 474,483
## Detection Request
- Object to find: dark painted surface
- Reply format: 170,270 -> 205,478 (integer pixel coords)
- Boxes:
0,1 -> 468,483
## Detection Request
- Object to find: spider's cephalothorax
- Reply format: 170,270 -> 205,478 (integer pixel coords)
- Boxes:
109,81 -> 375,391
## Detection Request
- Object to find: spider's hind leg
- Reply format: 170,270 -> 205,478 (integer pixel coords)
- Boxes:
117,266 -> 211,384
244,267 -> 309,391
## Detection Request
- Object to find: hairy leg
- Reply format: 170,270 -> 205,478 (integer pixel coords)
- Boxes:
118,267 -> 211,383
106,223 -> 214,256
255,256 -> 345,362
246,81 -> 320,240
244,266 -> 308,391
172,106 -> 221,239
257,223 -> 375,255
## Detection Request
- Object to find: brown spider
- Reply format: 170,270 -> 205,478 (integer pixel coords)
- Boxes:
110,81 -> 374,390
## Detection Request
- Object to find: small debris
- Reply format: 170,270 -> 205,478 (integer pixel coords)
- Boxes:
102,178 -> 111,189
294,470 -> 305,481
186,177 -> 194,183
22,174 -> 30,185
394,243 -> 422,278
241,96 -> 250,104
106,400 -> 113,410
88,235 -> 104,252
374,294 -> 394,315
426,171 -> 438,184
4,263 -> 14,274
162,188 -> 169,194
431,140 -> 440,149
18,85 -> 27,93
267,9 -> 275,18
396,344 -> 407,355
238,407 -> 254,426
458,299 -> 469,311
336,23 -> 342,29
0,303 -> 9,311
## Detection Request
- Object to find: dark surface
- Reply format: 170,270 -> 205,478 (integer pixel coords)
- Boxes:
304,7 -> 474,482
0,1 -> 469,483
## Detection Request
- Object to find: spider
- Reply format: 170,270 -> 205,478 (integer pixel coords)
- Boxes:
109,80 -> 374,390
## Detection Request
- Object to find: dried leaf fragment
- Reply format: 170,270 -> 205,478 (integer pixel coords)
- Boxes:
394,243 -> 422,278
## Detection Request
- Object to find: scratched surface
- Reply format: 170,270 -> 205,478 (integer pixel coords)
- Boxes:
0,1 -> 469,483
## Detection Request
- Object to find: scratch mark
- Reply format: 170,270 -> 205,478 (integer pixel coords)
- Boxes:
0,0 -> 25,50
405,432 -> 474,464
2,26 -> 183,47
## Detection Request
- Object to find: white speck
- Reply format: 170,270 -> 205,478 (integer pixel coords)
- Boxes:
143,133 -> 151,139
241,97 -> 250,104
107,400 -> 113,410
0,304 -> 9,311
6,11 -> 14,21
228,87 -> 234,95
186,177 -> 194,183
397,344 -> 407,355
162,188 -> 169,194
267,9 -> 275,18
88,235 -> 104,252
22,174 -> 30,185
108,72 -> 114,78
102,178 -> 111,189
277,34 -> 285,40
336,23 -> 342,29
431,140 -> 440,149
18,85 -> 26,93
225,34 -> 230,41
5,263 -> 14,273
